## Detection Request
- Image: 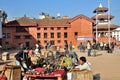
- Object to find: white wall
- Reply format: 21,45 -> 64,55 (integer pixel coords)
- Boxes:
112,29 -> 120,41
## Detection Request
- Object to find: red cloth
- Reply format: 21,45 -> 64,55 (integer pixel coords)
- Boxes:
24,69 -> 65,78
35,68 -> 45,73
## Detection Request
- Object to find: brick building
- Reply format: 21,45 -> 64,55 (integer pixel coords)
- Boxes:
2,14 -> 94,49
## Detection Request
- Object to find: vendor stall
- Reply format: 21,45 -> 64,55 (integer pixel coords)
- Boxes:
23,68 -> 65,80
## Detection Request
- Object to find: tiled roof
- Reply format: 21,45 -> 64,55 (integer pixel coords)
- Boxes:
36,19 -> 70,26
6,17 -> 70,27
6,17 -> 37,26
93,7 -> 108,13
92,14 -> 114,20
93,24 -> 119,29
71,14 -> 94,23
5,15 -> 97,27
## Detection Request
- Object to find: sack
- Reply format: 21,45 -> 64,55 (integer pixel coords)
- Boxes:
0,71 -> 7,80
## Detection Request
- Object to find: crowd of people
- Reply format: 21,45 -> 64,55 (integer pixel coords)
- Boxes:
13,40 -> 117,80
78,40 -> 116,56
14,41 -> 93,73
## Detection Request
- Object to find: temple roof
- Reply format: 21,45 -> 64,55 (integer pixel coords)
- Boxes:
92,14 -> 114,20
93,24 -> 119,29
93,7 -> 108,13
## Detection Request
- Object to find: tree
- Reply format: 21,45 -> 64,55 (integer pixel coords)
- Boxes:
0,10 -> 7,23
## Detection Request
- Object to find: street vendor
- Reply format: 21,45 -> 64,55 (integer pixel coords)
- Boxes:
15,49 -> 29,72
75,56 -> 91,70
67,56 -> 91,80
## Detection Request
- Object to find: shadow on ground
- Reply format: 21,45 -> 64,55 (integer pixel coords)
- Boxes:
96,53 -> 102,56
91,53 -> 102,57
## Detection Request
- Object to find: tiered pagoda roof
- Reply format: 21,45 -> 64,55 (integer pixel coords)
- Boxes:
93,24 -> 119,30
92,14 -> 114,20
93,7 -> 108,13
93,3 -> 108,13
92,3 -> 119,30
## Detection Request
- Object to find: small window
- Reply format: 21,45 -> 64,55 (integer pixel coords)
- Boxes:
15,36 -> 21,39
50,40 -> 55,45
44,28 -> 47,30
37,28 -> 41,30
57,40 -> 61,43
7,33 -> 11,38
5,41 -> 9,45
74,32 -> 78,36
44,40 -> 47,43
18,43 -> 21,46
64,27 -> 67,30
50,27 -> 54,30
16,27 -> 28,32
64,40 -> 68,44
57,27 -> 61,30
37,40 -> 41,44
51,33 -> 54,38
37,33 -> 41,38
3,33 -> 6,38
57,32 -> 61,38
25,35 -> 31,39
64,32 -> 68,38
44,33 -> 48,38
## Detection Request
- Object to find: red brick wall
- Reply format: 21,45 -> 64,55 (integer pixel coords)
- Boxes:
2,26 -> 37,49
2,15 -> 93,49
2,27 -> 14,48
37,27 -> 70,47
69,17 -> 93,47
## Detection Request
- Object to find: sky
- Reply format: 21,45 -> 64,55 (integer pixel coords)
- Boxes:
1,0 -> 120,25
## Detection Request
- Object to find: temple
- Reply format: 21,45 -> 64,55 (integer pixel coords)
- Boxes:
92,3 -> 119,43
